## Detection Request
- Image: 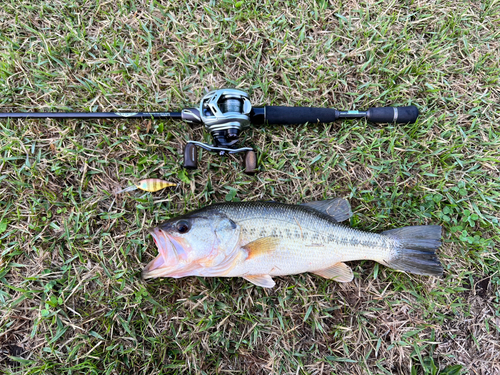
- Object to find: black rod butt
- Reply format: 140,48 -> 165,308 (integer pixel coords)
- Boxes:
366,106 -> 419,124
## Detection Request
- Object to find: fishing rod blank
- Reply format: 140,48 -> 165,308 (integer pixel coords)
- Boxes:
0,112 -> 181,119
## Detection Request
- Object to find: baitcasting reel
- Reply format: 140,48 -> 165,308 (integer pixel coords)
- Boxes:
0,88 -> 420,174
180,89 -> 259,174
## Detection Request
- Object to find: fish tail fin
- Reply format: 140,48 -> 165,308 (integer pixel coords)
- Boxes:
382,225 -> 443,276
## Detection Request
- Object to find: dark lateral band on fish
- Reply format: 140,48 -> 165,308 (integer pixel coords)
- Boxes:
143,199 -> 443,288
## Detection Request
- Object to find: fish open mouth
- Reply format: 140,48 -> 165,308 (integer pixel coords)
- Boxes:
143,228 -> 172,279
143,228 -> 190,279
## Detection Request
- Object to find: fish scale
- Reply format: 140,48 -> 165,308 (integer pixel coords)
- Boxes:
144,200 -> 443,288
213,202 -> 394,277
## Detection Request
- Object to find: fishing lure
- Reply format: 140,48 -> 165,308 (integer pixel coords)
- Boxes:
117,179 -> 176,194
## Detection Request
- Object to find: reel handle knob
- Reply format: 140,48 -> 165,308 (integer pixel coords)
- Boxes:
183,143 -> 198,169
244,150 -> 258,175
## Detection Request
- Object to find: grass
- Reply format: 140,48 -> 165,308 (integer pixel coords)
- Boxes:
1,0 -> 499,374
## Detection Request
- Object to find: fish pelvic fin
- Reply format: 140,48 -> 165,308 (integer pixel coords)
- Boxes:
382,225 -> 443,276
313,262 -> 354,282
301,198 -> 352,222
243,275 -> 275,288
242,237 -> 280,260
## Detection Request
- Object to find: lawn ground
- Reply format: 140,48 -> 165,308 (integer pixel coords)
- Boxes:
1,1 -> 500,374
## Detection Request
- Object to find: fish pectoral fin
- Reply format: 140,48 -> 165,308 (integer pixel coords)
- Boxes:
313,262 -> 354,282
301,198 -> 352,223
242,237 -> 280,259
243,275 -> 276,288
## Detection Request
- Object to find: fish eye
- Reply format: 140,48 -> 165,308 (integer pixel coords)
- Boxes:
176,220 -> 190,234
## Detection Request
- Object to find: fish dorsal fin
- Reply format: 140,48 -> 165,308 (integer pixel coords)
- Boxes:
301,198 -> 352,222
243,275 -> 275,288
242,237 -> 280,259
313,262 -> 354,282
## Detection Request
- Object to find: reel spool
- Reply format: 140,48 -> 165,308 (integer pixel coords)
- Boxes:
181,89 -> 258,174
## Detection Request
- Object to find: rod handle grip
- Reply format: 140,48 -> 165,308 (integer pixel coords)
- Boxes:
265,106 -> 339,125
366,106 -> 419,124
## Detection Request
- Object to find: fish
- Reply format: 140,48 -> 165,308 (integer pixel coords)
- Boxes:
142,199 -> 443,288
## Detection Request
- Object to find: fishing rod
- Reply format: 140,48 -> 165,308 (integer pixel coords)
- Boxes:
0,88 -> 419,174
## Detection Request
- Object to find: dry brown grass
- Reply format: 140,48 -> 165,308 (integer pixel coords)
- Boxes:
1,0 -> 500,374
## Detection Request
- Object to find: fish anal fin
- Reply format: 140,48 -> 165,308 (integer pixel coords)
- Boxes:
301,198 -> 352,222
313,262 -> 354,282
243,275 -> 275,288
243,237 -> 280,259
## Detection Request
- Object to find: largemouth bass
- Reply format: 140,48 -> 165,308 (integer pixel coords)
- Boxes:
143,199 -> 443,288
